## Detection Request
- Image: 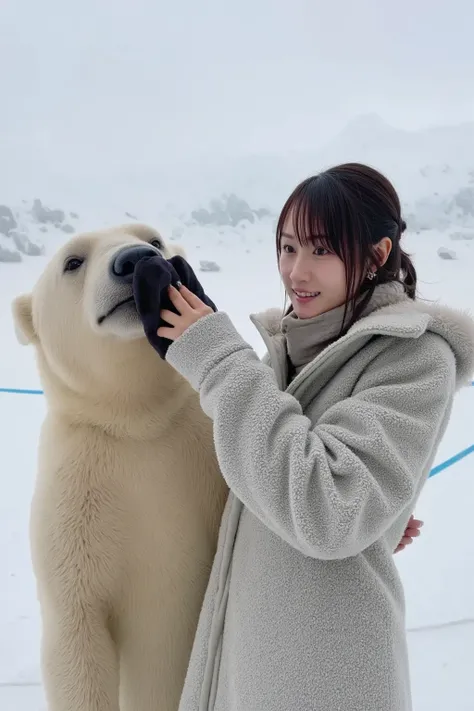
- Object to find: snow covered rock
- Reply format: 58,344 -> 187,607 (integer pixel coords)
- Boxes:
450,231 -> 474,241
0,205 -> 17,235
437,247 -> 457,260
199,260 -> 221,273
31,198 -> 65,225
10,231 -> 44,256
0,246 -> 21,262
191,194 -> 271,228
0,203 -> 44,258
0,235 -> 21,262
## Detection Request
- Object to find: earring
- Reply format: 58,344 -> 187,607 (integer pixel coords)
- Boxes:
367,270 -> 376,281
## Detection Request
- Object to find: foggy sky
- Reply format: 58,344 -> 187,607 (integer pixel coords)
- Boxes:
1,0 -> 474,189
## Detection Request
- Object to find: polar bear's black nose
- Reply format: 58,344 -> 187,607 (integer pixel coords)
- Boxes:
110,245 -> 159,282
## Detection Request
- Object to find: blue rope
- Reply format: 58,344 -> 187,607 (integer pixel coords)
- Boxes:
429,444 -> 474,478
0,387 -> 44,395
1,383 -> 474,478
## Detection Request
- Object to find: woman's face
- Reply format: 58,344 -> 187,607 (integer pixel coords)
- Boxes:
279,210 -> 347,319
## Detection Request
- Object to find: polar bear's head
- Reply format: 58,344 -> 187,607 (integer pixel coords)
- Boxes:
11,223 -> 187,422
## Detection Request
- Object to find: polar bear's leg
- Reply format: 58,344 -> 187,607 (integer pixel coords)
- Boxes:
40,602 -> 120,711
118,617 -> 192,711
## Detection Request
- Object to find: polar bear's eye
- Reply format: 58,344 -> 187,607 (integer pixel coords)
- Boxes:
150,239 -> 164,252
64,256 -> 84,273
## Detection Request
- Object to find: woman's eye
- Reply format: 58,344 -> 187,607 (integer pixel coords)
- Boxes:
314,246 -> 329,256
64,257 -> 84,272
282,244 -> 294,253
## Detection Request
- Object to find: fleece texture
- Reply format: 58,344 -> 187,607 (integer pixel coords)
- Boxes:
165,294 -> 474,711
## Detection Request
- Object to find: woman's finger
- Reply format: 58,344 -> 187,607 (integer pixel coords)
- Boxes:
160,309 -> 180,326
157,325 -> 176,340
168,285 -> 193,313
178,284 -> 207,309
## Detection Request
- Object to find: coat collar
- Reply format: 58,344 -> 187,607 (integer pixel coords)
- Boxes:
250,298 -> 474,394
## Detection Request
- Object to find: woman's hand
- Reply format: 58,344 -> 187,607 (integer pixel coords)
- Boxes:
394,515 -> 423,553
157,284 -> 214,342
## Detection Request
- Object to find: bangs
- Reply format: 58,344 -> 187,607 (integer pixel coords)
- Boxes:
276,174 -> 367,267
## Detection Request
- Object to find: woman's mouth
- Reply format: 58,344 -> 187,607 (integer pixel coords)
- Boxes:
292,289 -> 321,303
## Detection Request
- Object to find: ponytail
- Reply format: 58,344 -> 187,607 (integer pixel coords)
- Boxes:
400,249 -> 417,299
397,220 -> 417,299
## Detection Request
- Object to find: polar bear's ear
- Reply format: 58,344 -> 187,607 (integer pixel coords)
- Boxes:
11,293 -> 36,345
169,243 -> 187,258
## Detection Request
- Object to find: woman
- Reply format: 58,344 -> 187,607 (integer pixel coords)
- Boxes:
154,164 -> 474,710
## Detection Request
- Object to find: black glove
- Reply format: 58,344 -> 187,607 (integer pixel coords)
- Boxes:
132,254 -> 217,360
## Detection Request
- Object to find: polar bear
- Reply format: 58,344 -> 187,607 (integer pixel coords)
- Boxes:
11,223 -> 229,711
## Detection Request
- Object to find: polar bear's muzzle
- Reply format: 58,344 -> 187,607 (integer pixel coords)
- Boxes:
95,243 -> 162,337
97,296 -> 136,325
110,244 -> 161,284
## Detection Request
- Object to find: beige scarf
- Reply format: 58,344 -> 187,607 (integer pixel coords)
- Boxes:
281,281 -> 408,375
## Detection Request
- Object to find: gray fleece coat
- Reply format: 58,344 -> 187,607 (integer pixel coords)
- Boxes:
165,289 -> 474,711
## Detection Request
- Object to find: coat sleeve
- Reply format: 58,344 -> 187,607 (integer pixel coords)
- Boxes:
166,311 -> 456,559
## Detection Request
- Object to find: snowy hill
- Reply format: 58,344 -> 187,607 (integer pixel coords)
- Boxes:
182,114 -> 474,232
2,114 -> 474,266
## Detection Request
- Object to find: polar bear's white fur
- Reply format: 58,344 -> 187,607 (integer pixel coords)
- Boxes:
11,223 -> 228,711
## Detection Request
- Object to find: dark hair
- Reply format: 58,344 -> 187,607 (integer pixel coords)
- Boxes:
276,162 -> 417,331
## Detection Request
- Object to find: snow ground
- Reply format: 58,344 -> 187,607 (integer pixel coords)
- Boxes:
0,223 -> 473,710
